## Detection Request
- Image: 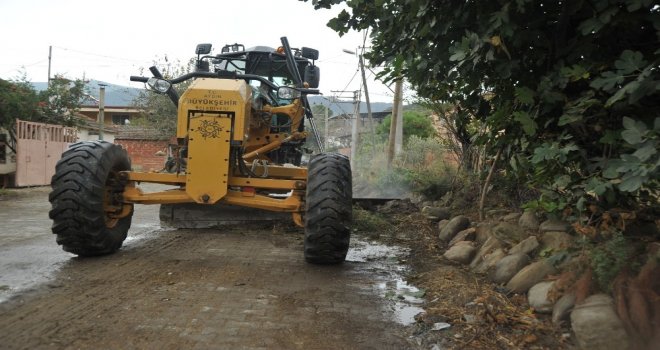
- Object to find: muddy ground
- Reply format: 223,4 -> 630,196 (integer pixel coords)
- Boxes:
0,185 -> 569,349
0,186 -> 427,350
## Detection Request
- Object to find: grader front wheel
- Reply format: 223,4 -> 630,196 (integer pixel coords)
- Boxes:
49,141 -> 133,256
303,153 -> 352,264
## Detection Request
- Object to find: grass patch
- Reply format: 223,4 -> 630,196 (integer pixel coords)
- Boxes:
353,205 -> 391,233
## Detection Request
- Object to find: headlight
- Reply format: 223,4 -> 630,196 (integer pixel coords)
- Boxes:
147,77 -> 171,93
277,86 -> 301,100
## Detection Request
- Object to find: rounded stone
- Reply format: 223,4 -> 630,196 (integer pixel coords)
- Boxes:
506,260 -> 557,293
570,294 -> 630,350
443,241 -> 477,264
518,211 -> 540,231
528,281 -> 554,313
438,216 -> 470,242
539,218 -> 571,233
491,253 -> 531,284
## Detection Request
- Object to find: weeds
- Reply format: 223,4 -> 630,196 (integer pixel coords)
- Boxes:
352,205 -> 391,233
353,136 -> 455,199
587,231 -> 639,292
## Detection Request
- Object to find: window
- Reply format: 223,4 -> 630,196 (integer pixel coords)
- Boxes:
112,114 -> 130,125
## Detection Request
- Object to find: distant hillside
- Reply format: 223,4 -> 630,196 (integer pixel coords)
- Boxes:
30,80 -> 393,112
307,96 -> 392,116
32,80 -> 141,107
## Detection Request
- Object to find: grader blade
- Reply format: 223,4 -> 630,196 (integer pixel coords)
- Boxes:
159,203 -> 289,229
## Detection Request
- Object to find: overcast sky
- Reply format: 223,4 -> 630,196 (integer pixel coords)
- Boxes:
0,0 -> 396,102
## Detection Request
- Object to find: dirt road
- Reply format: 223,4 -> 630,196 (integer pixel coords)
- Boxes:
0,187 -> 421,349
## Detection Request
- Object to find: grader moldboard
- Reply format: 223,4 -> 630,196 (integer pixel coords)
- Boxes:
48,37 -> 352,264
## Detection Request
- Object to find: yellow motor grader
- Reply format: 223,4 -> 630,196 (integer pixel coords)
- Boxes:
48,37 -> 352,264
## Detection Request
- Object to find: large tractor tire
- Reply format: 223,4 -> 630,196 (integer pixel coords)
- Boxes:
304,153 -> 352,264
49,141 -> 133,256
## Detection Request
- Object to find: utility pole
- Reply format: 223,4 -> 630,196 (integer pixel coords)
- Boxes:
387,78 -> 403,167
98,84 -> 106,141
324,105 -> 329,150
358,55 -> 376,144
47,45 -> 52,88
394,80 -> 404,154
350,90 -> 360,170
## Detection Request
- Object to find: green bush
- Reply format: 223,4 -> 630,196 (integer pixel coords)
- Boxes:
588,232 -> 638,292
376,111 -> 436,141
353,136 -> 453,199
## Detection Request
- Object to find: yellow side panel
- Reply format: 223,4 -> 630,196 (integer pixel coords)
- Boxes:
186,113 -> 232,204
176,78 -> 251,142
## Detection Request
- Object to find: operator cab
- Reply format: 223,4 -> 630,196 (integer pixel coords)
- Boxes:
195,42 -> 320,105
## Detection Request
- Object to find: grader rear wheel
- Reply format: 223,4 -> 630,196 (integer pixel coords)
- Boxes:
49,141 -> 133,256
303,153 -> 352,264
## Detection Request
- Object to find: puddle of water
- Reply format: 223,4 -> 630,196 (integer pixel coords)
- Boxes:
348,239 -> 426,326
0,242 -> 69,303
346,242 -> 400,263
378,278 -> 426,325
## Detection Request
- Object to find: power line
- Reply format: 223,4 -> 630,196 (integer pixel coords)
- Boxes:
52,46 -> 149,64
340,68 -> 359,93
1,59 -> 48,75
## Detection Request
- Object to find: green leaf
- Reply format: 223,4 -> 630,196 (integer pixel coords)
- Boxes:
603,164 -> 620,179
514,86 -> 535,105
622,116 -> 636,130
590,71 -> 623,92
513,111 -> 537,136
606,81 -> 640,107
531,145 -> 556,163
599,130 -> 618,144
615,50 -> 646,75
586,177 -> 610,196
579,18 -> 604,35
553,175 -> 572,190
561,65 -> 590,82
558,114 -> 582,126
618,175 -> 645,192
449,50 -> 466,61
632,142 -> 657,161
621,128 -> 643,144
620,118 -> 647,144
626,0 -> 652,11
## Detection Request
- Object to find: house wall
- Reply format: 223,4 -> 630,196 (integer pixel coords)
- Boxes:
78,107 -> 141,126
114,139 -> 169,172
77,128 -> 116,143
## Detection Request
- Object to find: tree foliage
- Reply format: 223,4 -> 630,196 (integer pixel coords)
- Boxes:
132,56 -> 195,136
304,0 -> 660,215
0,74 -> 86,133
312,104 -> 334,118
376,110 -> 435,141
0,77 -> 40,131
39,75 -> 86,127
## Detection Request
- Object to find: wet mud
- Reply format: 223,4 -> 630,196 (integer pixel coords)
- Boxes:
0,186 -> 426,349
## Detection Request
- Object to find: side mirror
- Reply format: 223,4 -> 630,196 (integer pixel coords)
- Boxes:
146,77 -> 172,93
304,66 -> 320,88
195,60 -> 210,72
277,86 -> 301,100
195,43 -> 212,55
301,47 -> 319,60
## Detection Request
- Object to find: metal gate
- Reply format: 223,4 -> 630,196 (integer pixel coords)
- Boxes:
15,119 -> 77,187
